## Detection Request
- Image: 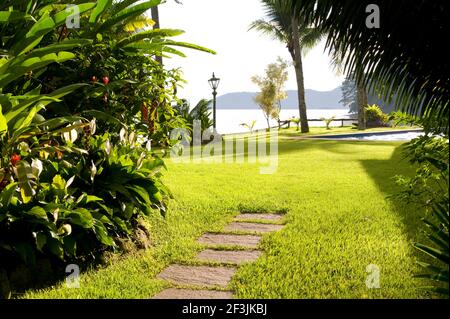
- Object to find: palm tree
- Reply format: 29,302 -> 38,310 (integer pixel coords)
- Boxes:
151,6 -> 162,64
151,0 -> 183,65
292,1 -> 449,135
250,0 -> 324,133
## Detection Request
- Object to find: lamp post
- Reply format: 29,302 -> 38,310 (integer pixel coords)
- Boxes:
208,72 -> 220,130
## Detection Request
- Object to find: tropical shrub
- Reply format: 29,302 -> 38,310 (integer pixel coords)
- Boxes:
320,116 -> 335,130
394,134 -> 449,297
365,104 -> 389,127
290,118 -> 301,131
174,99 -> 213,138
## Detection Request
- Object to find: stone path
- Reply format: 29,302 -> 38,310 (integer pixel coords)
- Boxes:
153,213 -> 285,299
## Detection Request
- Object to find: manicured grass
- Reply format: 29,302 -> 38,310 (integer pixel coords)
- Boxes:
24,131 -> 430,299
279,125 -> 420,138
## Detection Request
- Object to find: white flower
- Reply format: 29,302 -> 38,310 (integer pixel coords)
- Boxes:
119,127 -> 127,144
31,159 -> 43,178
90,160 -> 97,182
128,131 -> 136,145
62,128 -> 78,144
104,139 -> 112,156
90,118 -> 97,135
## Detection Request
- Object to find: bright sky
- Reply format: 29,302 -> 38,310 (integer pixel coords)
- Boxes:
159,0 -> 345,105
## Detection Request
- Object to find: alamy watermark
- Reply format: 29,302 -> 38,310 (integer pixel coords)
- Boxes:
65,5 -> 80,29
66,264 -> 80,288
366,4 -> 381,29
365,264 -> 381,289
170,121 -> 279,174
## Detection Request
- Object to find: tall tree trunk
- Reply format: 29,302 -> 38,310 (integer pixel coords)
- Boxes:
291,17 -> 309,133
151,6 -> 163,65
356,81 -> 367,130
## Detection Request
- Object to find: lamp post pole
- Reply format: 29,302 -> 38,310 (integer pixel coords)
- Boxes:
208,73 -> 220,131
212,89 -> 217,130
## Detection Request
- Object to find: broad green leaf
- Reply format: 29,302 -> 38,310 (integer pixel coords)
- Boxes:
25,207 -> 48,221
53,3 -> 96,25
89,0 -> 113,23
64,209 -> 94,229
127,40 -> 216,55
0,104 -> 7,135
0,11 -> 31,23
6,84 -> 86,129
12,103 -> 44,131
117,29 -> 184,47
93,222 -> 114,246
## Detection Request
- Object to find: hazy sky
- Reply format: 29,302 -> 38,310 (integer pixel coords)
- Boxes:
159,0 -> 345,104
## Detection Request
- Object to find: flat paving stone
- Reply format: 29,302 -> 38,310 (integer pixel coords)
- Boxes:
153,288 -> 233,299
224,222 -> 284,233
235,213 -> 284,222
197,249 -> 262,265
198,233 -> 261,248
157,265 -> 236,288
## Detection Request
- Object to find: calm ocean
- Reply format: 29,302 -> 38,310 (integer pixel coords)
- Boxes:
216,109 -> 352,134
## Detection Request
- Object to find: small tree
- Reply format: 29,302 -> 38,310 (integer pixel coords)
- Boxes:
253,81 -> 277,129
320,116 -> 336,130
252,58 -> 289,129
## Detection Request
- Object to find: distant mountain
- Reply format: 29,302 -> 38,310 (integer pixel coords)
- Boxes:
217,87 -> 347,110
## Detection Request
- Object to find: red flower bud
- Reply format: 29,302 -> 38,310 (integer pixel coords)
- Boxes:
91,76 -> 98,83
11,154 -> 21,166
102,76 -> 110,85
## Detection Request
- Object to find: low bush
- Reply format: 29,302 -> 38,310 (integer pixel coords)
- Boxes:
366,104 -> 390,127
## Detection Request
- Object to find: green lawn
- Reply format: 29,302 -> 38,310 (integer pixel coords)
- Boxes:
24,130 -> 430,299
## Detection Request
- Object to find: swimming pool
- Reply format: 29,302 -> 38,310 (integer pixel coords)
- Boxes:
311,130 -> 424,141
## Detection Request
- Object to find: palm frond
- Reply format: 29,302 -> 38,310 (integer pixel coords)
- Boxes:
123,14 -> 155,32
292,0 -> 450,134
248,19 -> 287,43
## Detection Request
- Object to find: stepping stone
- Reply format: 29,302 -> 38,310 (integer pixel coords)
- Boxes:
198,233 -> 261,248
157,265 -> 236,288
197,249 -> 262,265
235,213 -> 284,222
153,288 -> 233,299
224,222 -> 284,233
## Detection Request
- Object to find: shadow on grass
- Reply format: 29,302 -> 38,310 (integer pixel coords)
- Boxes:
359,145 -> 425,244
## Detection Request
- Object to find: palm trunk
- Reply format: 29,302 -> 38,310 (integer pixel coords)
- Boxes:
151,6 -> 163,65
356,81 -> 367,130
291,16 -> 309,133
265,115 -> 270,130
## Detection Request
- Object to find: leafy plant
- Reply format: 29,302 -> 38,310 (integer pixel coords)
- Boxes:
290,118 -> 301,131
365,105 -> 389,127
240,120 -> 257,134
252,58 -> 289,130
174,99 -> 213,136
320,116 -> 336,130
394,134 -> 449,296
